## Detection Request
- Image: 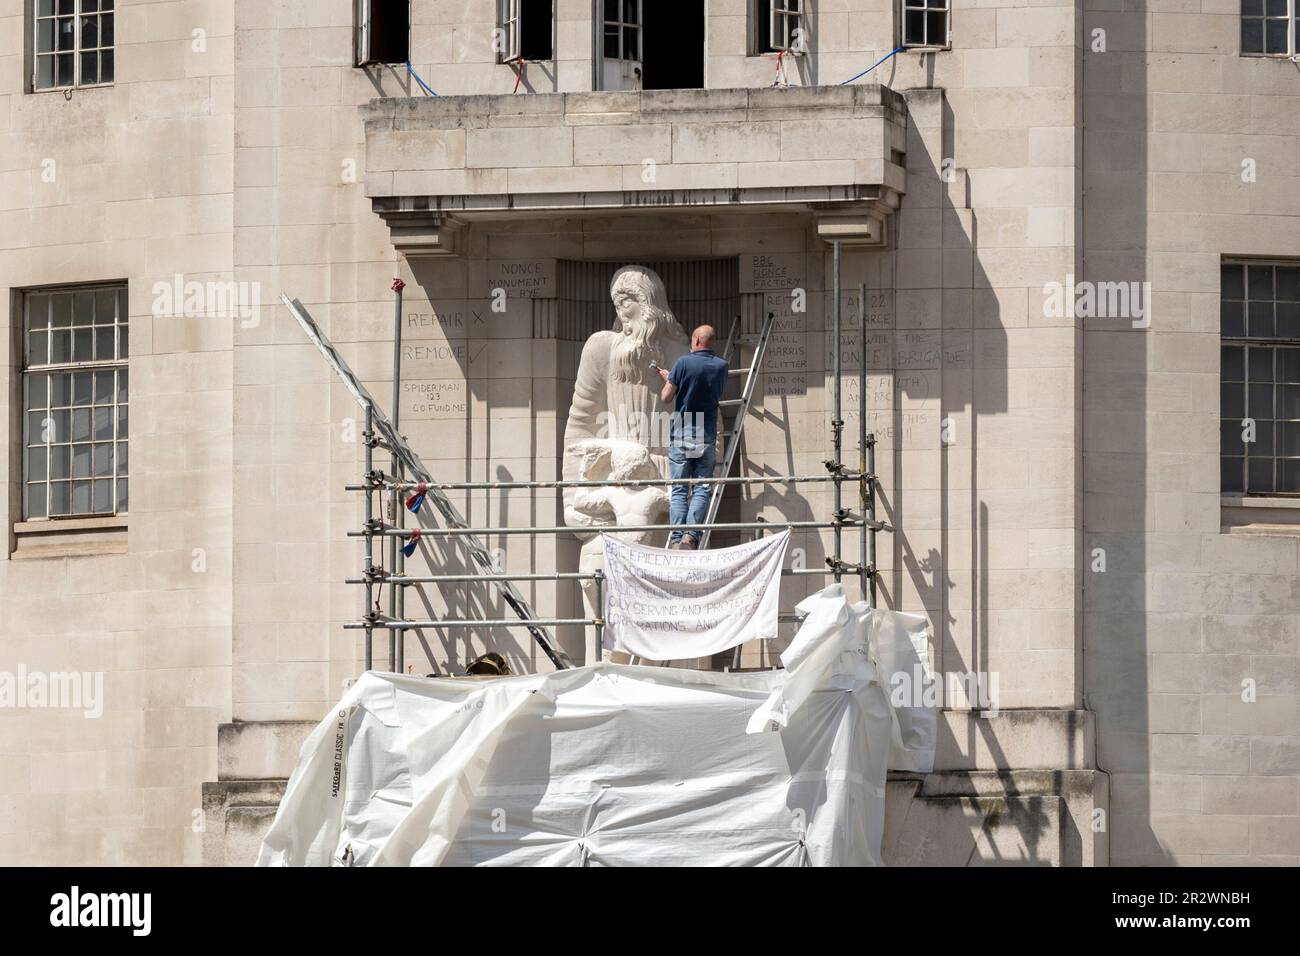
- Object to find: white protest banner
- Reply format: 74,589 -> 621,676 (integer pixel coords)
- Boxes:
600,530 -> 790,661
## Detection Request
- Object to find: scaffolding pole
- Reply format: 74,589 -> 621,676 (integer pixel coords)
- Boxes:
390,277 -> 406,674
832,240 -> 844,584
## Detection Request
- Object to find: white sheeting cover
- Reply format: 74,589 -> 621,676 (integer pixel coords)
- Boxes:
257,585 -> 935,867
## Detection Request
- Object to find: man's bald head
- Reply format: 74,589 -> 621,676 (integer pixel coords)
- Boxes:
691,325 -> 716,351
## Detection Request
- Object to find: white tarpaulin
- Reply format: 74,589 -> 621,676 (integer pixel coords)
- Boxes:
257,585 -> 935,867
601,529 -> 790,660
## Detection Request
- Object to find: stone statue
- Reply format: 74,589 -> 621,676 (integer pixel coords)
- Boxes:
562,265 -> 691,660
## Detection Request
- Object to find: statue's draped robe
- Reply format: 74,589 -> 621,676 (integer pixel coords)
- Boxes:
563,329 -> 690,534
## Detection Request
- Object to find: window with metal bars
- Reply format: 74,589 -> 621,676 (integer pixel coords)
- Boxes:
20,285 -> 129,519
32,0 -> 114,91
755,0 -> 805,54
1221,261 -> 1300,495
1241,0 -> 1299,56
902,0 -> 950,49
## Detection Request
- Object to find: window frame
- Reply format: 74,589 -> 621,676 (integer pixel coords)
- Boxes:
354,0 -> 411,67
600,0 -> 642,64
900,0 -> 952,52
30,0 -> 115,93
1220,258 -> 1300,498
1240,0 -> 1299,58
499,0 -> 557,65
19,282 -> 129,522
752,0 -> 806,55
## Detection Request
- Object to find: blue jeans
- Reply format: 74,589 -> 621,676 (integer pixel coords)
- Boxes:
668,438 -> 716,544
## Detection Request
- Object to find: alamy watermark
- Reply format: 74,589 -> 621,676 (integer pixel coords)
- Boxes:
1042,273 -> 1151,328
0,665 -> 103,718
151,273 -> 261,328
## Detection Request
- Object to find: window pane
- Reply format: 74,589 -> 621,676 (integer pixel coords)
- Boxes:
71,480 -> 92,513
1222,345 -> 1245,380
81,15 -> 98,47
1249,347 -> 1274,382
1265,18 -> 1288,52
56,52 -> 74,85
50,329 -> 72,363
73,291 -> 94,324
1248,457 -> 1275,493
73,371 -> 93,405
38,0 -> 55,16
49,409 -> 69,443
27,294 -> 50,329
905,11 -> 925,44
26,483 -> 48,520
51,373 -> 71,406
1265,0 -> 1287,16
116,478 -> 128,513
28,331 -> 49,366
624,26 -> 637,56
26,373 -> 49,410
117,440 -> 128,474
56,17 -> 75,50
119,322 -> 128,357
1242,20 -> 1264,54
1248,302 -> 1275,338
73,328 -> 94,361
1221,262 -> 1245,299
1280,348 -> 1300,382
1279,383 -> 1300,418
36,19 -> 55,54
36,55 -> 54,88
51,295 -> 72,326
1222,420 -> 1246,456
26,446 -> 48,482
1252,420 -> 1275,454
624,0 -> 637,23
99,49 -> 113,83
50,481 -> 70,515
1280,421 -> 1300,455
1279,267 -> 1300,301
102,0 -> 113,11
50,446 -> 70,479
94,289 -> 115,322
1221,382 -> 1245,419
57,0 -> 74,13
116,369 -> 128,403
1248,265 -> 1273,299
92,479 -> 112,512
1222,457 -> 1245,493
95,326 -> 115,360
84,0 -> 99,11
605,27 -> 619,59
72,443 -> 93,478
604,0 -> 617,20
116,404 -> 128,438
72,408 -> 91,442
926,11 -> 947,43
81,51 -> 99,85
1278,302 -> 1300,339
92,370 -> 113,403
1280,460 -> 1300,493
1248,383 -> 1274,416
93,406 -> 113,440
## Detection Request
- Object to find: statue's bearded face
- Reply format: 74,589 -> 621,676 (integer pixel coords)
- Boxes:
613,289 -> 646,332
607,269 -> 683,383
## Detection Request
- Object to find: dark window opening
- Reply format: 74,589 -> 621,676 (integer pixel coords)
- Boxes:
641,0 -> 704,89
359,0 -> 409,65
519,0 -> 554,60
902,0 -> 950,49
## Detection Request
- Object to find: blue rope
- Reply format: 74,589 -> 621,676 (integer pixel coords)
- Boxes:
839,46 -> 905,86
406,61 -> 438,97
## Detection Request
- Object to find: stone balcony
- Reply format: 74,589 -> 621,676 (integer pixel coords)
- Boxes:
361,85 -> 909,257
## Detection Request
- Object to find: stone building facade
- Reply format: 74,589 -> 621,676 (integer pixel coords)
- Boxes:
0,0 -> 1297,865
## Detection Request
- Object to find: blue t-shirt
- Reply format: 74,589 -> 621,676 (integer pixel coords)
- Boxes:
668,349 -> 729,444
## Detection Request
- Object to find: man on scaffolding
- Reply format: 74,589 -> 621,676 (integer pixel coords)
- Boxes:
658,325 -> 729,550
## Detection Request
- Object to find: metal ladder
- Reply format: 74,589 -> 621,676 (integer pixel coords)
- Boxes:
281,294 -> 574,671
667,310 -> 778,550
